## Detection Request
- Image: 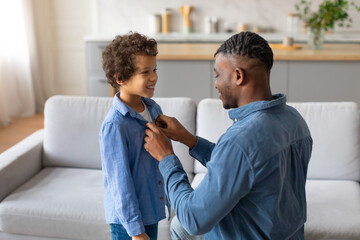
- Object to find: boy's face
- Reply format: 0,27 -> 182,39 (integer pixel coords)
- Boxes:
119,55 -> 158,99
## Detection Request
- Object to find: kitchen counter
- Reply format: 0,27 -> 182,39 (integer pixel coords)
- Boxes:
157,43 -> 360,61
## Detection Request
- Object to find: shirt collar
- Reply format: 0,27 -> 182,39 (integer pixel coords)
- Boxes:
228,94 -> 286,122
112,92 -> 156,119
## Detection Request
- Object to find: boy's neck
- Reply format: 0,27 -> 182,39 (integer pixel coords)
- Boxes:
118,93 -> 145,113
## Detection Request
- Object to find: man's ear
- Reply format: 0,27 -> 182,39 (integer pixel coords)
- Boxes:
234,68 -> 245,86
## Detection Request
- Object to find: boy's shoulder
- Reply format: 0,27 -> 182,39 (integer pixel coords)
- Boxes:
102,106 -> 129,127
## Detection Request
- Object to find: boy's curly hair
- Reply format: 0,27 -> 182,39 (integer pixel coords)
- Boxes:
102,32 -> 158,89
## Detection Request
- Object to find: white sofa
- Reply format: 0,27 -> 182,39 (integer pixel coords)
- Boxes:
0,96 -> 359,240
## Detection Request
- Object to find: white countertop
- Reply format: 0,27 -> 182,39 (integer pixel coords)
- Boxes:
84,32 -> 360,43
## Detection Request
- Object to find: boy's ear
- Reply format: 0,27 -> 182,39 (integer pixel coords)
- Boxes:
114,73 -> 125,86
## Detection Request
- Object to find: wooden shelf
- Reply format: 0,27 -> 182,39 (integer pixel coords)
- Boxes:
157,43 -> 360,61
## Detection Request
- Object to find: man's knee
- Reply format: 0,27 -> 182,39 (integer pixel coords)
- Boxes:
170,216 -> 185,240
170,216 -> 204,240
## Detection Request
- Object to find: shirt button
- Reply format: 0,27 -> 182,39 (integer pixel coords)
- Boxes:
158,181 -> 162,185
160,197 -> 164,201
234,118 -> 238,122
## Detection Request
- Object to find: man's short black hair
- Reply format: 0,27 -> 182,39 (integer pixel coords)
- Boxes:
215,32 -> 273,71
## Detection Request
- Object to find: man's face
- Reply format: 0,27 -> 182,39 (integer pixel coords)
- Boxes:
214,54 -> 238,109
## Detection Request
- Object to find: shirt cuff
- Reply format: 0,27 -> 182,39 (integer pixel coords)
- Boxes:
159,154 -> 183,174
189,136 -> 207,159
123,220 -> 145,237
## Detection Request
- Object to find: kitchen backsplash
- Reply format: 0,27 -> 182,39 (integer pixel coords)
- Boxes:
98,0 -> 360,36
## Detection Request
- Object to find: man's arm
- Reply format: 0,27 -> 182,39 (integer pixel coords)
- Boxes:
159,140 -> 254,235
188,136 -> 216,167
155,114 -> 197,149
144,125 -> 254,235
155,114 -> 216,166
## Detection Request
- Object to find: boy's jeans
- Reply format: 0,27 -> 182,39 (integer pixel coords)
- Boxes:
171,216 -> 205,240
110,223 -> 158,240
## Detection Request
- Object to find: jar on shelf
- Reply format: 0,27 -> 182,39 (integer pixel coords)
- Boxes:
286,13 -> 299,36
162,9 -> 172,34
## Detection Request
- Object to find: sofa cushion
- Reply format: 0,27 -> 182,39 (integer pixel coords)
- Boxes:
0,167 -> 109,240
191,173 -> 206,189
195,99 -> 232,174
43,96 -> 112,169
305,180 -> 360,240
288,102 -> 360,181
43,96 -> 197,178
154,97 -> 197,182
195,99 -> 360,181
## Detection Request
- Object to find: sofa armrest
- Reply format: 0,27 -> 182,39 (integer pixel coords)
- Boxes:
0,129 -> 44,201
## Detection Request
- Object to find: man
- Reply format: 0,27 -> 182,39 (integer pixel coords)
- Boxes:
144,32 -> 313,239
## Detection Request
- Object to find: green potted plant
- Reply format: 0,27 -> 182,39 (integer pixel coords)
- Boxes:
295,0 -> 360,49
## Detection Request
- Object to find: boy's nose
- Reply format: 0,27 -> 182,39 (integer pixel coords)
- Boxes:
151,72 -> 158,82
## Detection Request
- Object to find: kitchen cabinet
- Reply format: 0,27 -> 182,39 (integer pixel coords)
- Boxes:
85,42 -> 109,96
85,41 -> 360,104
156,60 -> 212,103
288,61 -> 360,103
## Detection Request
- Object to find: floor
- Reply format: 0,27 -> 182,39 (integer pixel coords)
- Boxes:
0,114 -> 44,153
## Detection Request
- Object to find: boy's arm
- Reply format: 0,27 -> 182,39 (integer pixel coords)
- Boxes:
100,122 -> 145,237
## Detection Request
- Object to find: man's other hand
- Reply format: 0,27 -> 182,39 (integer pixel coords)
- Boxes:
155,114 -> 197,149
144,122 -> 174,161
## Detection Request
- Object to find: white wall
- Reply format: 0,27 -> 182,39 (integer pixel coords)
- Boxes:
98,0 -> 360,35
35,0 -> 360,97
33,0 -> 94,97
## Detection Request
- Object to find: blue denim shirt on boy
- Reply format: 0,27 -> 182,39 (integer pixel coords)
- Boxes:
99,93 -> 168,237
159,94 -> 313,239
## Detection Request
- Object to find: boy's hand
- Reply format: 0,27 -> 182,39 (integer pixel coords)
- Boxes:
144,122 -> 174,161
156,114 -> 197,149
132,232 -> 150,240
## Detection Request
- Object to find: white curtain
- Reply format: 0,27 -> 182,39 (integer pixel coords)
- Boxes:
0,0 -> 45,127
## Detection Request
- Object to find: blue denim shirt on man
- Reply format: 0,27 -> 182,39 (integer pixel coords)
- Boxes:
159,94 -> 313,239
99,93 -> 168,237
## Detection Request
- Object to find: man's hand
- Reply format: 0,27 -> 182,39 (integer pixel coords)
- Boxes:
132,232 -> 150,240
156,114 -> 197,149
144,122 -> 174,161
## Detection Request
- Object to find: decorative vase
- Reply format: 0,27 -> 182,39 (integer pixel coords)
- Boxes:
307,27 -> 325,50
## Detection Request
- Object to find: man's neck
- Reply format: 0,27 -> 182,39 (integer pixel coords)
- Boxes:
237,88 -> 273,108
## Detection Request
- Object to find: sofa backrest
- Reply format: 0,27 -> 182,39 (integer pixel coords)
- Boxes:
43,96 -> 196,178
195,99 -> 360,182
288,102 -> 359,181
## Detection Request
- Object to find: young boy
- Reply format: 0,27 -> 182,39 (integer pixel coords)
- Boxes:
99,32 -> 169,240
